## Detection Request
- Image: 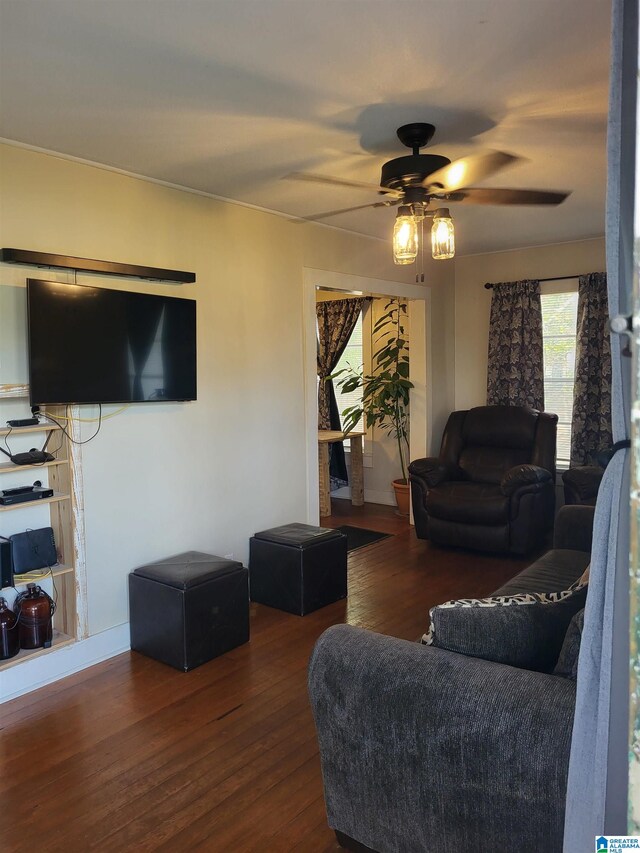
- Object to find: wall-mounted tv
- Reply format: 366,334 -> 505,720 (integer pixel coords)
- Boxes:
27,279 -> 197,405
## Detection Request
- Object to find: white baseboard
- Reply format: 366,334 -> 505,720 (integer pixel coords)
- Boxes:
331,486 -> 396,507
364,488 -> 396,506
1,622 -> 131,704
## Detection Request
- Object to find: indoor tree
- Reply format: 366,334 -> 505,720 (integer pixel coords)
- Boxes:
332,299 -> 413,484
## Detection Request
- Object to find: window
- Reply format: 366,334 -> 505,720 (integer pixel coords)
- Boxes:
540,284 -> 579,467
334,308 -> 365,434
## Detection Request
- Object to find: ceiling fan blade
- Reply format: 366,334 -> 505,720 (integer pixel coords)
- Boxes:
444,187 -> 571,205
422,151 -> 521,193
284,171 -> 403,198
293,199 -> 400,223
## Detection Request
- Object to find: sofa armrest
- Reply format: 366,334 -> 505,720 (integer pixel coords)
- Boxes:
308,625 -> 575,853
562,466 -> 604,502
553,504 -> 595,552
408,456 -> 451,488
500,463 -> 552,496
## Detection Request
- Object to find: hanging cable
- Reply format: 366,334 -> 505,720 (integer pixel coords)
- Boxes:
38,405 -> 103,445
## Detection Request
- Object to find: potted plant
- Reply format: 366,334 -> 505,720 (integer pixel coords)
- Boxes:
332,299 -> 414,516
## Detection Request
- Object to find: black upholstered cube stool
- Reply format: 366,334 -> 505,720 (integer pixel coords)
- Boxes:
249,523 -> 347,616
129,551 -> 249,671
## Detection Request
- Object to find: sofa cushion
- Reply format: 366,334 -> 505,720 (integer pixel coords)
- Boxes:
421,581 -> 588,673
553,608 -> 585,680
493,549 -> 589,597
425,482 -> 509,525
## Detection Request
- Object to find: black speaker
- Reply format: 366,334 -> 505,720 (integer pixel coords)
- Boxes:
0,537 -> 13,589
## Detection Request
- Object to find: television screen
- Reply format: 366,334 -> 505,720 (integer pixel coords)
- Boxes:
27,279 -> 197,405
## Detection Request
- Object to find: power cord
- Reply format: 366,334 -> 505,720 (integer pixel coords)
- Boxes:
38,404 -> 103,446
37,404 -> 129,423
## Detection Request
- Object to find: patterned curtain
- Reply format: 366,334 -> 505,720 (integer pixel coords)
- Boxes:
570,272 -> 612,465
317,298 -> 365,489
486,280 -> 544,410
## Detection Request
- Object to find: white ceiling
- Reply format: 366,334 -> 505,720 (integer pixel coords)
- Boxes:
0,0 -> 611,255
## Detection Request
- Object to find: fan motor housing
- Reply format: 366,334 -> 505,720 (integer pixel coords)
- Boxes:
380,154 -> 451,191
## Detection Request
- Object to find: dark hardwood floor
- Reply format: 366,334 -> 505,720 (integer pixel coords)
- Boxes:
0,501 -> 534,852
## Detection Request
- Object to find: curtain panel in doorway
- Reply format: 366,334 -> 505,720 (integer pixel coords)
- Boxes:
316,298 -> 365,490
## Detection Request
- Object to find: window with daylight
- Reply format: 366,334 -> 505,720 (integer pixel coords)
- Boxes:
540,285 -> 579,467
334,308 -> 365,435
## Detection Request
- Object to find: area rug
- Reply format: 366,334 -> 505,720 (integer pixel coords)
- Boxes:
335,525 -> 392,552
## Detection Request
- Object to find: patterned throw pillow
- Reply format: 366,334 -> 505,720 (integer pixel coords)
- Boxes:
421,579 -> 588,673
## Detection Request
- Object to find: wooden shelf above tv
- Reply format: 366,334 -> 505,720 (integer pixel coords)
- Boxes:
0,248 -> 196,284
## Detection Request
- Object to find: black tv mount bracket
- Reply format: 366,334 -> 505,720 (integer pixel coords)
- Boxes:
0,429 -> 55,466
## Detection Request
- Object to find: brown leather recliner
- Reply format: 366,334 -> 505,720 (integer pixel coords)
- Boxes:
409,406 -> 558,554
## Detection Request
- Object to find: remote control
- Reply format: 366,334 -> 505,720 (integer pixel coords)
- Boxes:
1,485 -> 35,496
6,418 -> 40,427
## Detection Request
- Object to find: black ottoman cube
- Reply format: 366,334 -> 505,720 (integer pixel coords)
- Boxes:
129,551 -> 249,671
249,523 -> 347,616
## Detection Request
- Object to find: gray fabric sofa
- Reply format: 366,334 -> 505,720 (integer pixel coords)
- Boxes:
308,505 -> 593,853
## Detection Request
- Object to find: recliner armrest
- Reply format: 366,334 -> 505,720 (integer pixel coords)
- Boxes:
501,463 -> 552,496
408,457 -> 451,487
308,625 -> 575,852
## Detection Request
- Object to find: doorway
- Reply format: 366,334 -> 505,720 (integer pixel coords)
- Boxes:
303,268 -> 431,525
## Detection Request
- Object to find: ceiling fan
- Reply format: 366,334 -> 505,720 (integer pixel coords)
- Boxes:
286,122 -> 570,267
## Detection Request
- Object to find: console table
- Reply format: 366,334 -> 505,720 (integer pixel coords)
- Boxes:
318,430 -> 365,517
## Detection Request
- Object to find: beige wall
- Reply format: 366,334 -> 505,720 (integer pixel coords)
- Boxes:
454,237 -> 606,411
0,143 -> 454,636
0,141 -> 603,659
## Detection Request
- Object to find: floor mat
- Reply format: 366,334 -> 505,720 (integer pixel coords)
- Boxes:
334,525 -> 392,552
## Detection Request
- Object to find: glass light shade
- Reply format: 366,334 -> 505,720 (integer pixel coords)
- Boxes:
393,207 -> 419,265
431,209 -> 455,260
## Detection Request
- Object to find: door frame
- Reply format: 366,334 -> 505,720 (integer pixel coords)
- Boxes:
303,267 -> 431,524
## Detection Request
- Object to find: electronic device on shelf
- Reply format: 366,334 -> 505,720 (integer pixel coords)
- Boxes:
2,484 -> 38,496
0,427 -> 55,466
6,418 -> 40,428
0,483 -> 54,506
0,537 -> 12,589
27,278 -> 197,405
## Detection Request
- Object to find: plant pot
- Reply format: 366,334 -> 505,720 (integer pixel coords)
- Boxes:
392,478 -> 410,517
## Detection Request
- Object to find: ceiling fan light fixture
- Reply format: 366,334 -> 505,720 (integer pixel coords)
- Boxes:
290,124 -> 569,257
393,204 -> 419,265
431,208 -> 455,260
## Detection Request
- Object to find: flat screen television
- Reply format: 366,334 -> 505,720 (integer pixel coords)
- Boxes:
27,279 -> 197,405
